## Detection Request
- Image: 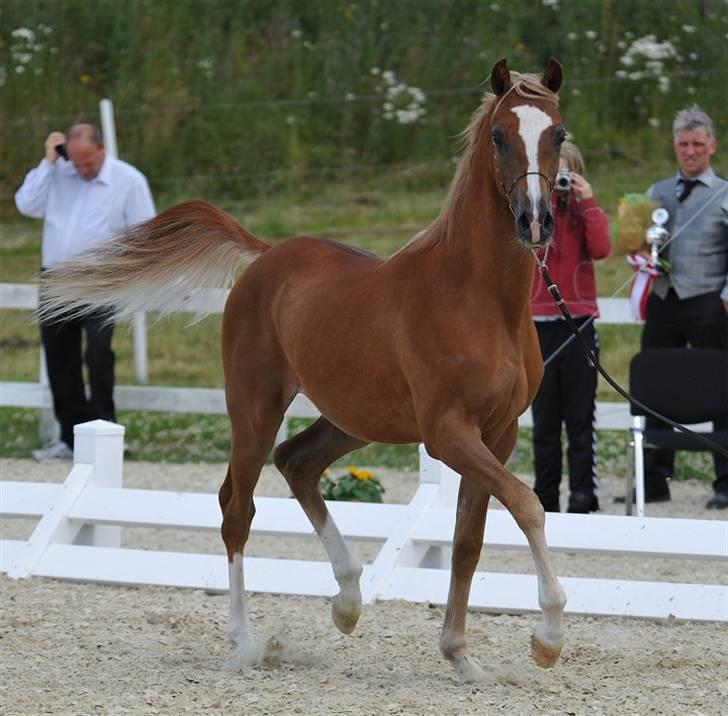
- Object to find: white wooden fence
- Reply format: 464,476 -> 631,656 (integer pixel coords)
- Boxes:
1,420 -> 726,621
0,283 -> 638,441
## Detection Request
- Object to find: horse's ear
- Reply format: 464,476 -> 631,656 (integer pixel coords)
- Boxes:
490,58 -> 512,96
541,57 -> 563,93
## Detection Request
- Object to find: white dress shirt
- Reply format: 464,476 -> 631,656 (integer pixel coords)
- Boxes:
15,155 -> 156,267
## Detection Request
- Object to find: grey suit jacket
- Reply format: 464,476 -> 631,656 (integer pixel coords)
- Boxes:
647,169 -> 728,301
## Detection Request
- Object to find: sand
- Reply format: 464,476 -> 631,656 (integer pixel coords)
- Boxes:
1,458 -> 726,715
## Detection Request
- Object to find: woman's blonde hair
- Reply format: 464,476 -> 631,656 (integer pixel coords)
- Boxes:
560,138 -> 586,176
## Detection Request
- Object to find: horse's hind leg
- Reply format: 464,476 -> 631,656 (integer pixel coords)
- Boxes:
220,391 -> 287,669
273,417 -> 369,634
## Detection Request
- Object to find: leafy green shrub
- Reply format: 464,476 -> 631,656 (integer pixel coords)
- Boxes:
320,466 -> 385,503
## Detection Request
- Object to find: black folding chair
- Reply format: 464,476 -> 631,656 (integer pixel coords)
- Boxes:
625,348 -> 728,515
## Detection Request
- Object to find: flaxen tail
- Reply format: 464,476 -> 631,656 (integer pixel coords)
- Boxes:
39,200 -> 271,322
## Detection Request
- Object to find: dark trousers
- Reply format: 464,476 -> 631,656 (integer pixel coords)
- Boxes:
531,318 -> 599,512
40,305 -> 116,448
641,289 -> 728,493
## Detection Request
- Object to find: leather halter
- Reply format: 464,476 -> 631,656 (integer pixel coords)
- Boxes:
498,170 -> 554,217
489,79 -> 556,211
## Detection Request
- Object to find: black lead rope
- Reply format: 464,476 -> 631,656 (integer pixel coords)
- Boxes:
533,256 -> 728,459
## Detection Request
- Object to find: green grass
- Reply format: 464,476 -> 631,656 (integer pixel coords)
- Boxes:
0,174 -> 714,480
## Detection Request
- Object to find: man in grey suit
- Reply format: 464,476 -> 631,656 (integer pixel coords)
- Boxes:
640,105 -> 728,508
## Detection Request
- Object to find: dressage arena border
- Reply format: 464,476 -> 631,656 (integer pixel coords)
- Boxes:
1,420 -> 725,622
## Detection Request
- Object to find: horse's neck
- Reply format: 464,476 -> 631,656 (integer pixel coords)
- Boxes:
439,172 -> 534,317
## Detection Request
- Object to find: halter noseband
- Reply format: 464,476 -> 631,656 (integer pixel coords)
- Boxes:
499,171 -> 554,217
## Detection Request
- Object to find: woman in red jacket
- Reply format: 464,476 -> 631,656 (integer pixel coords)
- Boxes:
530,139 -> 612,513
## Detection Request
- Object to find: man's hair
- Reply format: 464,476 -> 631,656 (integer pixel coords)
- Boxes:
67,124 -> 103,147
559,138 -> 586,176
673,105 -> 715,140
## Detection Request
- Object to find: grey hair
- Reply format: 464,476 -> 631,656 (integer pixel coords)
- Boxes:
673,104 -> 715,140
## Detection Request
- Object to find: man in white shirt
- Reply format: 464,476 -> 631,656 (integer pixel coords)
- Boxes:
15,124 -> 156,460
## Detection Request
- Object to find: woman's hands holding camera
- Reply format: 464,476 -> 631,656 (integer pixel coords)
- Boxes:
569,172 -> 593,202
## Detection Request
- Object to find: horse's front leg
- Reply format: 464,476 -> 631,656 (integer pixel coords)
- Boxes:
440,477 -> 491,682
425,415 -> 566,678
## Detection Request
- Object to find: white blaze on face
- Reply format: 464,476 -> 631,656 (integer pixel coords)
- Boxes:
511,105 -> 554,211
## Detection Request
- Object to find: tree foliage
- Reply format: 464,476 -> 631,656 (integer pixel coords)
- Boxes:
1,0 -> 725,209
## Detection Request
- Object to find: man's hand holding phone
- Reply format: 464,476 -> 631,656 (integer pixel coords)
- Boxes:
45,131 -> 67,163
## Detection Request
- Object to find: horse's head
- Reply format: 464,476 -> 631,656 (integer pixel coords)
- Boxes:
488,57 -> 565,248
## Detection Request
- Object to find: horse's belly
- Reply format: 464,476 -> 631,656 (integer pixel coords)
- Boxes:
298,369 -> 420,444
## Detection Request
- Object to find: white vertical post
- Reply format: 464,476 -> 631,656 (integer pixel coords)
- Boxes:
72,419 -> 125,547
132,312 -> 149,383
38,347 -> 59,445
419,443 -> 460,507
633,417 -> 646,518
418,444 -> 457,568
100,98 -> 149,384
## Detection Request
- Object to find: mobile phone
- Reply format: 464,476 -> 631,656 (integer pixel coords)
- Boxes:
55,143 -> 68,160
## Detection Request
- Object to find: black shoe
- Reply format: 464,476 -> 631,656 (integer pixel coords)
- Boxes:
614,487 -> 671,504
567,493 -> 599,514
706,492 -> 728,509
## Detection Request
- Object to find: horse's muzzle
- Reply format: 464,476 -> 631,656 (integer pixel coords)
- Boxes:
514,204 -> 554,249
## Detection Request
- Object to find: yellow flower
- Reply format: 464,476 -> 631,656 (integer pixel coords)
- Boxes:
347,466 -> 374,481
80,74 -> 92,84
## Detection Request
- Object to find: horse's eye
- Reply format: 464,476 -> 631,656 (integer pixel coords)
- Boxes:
491,127 -> 505,148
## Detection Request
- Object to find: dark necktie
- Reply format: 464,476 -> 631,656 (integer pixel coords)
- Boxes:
677,179 -> 699,203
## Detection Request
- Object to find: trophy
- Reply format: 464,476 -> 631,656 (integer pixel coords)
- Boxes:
645,208 -> 670,273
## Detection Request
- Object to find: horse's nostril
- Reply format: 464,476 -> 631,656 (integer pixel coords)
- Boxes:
542,213 -> 553,234
517,212 -> 531,233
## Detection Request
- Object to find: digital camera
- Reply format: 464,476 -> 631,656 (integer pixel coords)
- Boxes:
554,170 -> 571,192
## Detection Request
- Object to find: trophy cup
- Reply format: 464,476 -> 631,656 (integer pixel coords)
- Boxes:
645,207 -> 670,273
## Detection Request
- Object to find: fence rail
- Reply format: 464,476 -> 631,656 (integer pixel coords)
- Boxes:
2,422 -> 726,621
1,283 -> 641,437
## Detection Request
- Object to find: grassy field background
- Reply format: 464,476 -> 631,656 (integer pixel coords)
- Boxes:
0,169 -> 714,481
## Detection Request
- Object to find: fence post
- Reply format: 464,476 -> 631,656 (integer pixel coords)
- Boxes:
100,97 -> 149,384
38,347 -> 59,445
417,444 -> 457,568
72,419 -> 125,547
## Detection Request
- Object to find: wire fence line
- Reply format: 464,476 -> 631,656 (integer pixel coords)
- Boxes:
2,66 -> 727,129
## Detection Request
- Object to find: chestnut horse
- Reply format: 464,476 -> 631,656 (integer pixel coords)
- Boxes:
41,58 -> 568,681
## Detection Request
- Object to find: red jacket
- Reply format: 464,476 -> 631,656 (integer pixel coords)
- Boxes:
531,194 -> 611,318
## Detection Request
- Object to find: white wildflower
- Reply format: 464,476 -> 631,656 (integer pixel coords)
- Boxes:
648,117 -> 660,127
11,27 -> 36,42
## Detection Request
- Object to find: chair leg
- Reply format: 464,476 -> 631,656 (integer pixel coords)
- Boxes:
633,427 -> 646,517
626,431 -> 635,517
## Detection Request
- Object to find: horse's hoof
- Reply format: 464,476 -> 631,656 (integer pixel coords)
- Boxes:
331,594 -> 361,634
224,640 -> 260,671
452,655 -> 486,683
530,634 -> 562,668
